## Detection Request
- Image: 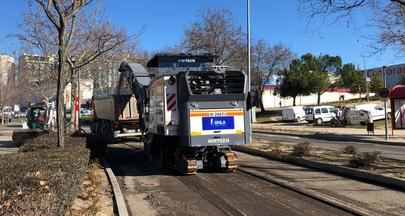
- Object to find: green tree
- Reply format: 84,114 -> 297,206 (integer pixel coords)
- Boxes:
300,54 -> 342,105
338,63 -> 367,94
398,75 -> 405,85
279,59 -> 311,106
370,75 -> 383,93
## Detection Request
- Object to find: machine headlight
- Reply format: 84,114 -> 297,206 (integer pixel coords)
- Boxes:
191,102 -> 199,107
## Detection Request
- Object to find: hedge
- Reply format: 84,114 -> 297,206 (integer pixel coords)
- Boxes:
18,132 -> 86,153
0,133 -> 90,215
12,129 -> 46,147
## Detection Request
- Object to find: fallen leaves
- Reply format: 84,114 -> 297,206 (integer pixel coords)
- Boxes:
39,181 -> 47,186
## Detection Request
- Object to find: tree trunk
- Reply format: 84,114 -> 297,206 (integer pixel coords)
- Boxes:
57,26 -> 66,148
293,96 -> 296,106
317,92 -> 321,105
260,94 -> 266,112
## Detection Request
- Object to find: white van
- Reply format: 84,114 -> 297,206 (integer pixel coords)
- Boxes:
282,106 -> 306,122
345,109 -> 371,125
354,103 -> 391,121
305,106 -> 337,124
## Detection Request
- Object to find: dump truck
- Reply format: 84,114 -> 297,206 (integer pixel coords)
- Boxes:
91,94 -> 141,140
118,53 -> 252,174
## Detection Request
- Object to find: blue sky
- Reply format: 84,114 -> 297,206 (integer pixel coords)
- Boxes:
0,0 -> 402,68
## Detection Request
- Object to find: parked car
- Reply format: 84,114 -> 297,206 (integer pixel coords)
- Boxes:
282,106 -> 306,122
1,106 -> 13,122
305,105 -> 337,124
18,111 -> 28,118
81,109 -> 93,117
354,103 -> 391,121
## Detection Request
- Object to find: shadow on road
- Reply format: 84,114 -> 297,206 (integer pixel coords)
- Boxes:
104,145 -> 180,177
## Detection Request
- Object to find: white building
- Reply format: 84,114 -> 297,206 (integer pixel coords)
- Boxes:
261,86 -> 374,109
0,55 -> 15,85
64,79 -> 94,110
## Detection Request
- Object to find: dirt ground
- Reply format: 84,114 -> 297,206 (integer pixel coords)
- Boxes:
67,162 -> 114,216
248,137 -> 405,179
253,122 -> 405,139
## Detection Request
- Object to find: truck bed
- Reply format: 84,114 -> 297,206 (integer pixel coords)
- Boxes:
93,94 -> 138,121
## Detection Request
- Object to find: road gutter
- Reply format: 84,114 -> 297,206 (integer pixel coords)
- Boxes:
101,157 -> 129,216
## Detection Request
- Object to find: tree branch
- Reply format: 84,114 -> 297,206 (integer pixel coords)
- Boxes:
34,0 -> 61,30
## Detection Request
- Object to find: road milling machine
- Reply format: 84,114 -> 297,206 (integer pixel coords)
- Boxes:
118,53 -> 251,174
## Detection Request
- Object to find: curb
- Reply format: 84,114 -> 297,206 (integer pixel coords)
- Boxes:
238,167 -> 378,216
252,130 -> 405,147
101,157 -> 129,216
233,146 -> 405,191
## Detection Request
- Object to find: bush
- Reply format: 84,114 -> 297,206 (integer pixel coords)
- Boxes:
349,151 -> 381,169
292,142 -> 311,157
343,145 -> 357,154
270,142 -> 283,155
0,134 -> 90,215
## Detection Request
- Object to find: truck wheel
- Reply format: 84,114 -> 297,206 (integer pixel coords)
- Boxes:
144,134 -> 154,156
107,126 -> 115,144
296,117 -> 301,122
158,140 -> 169,169
316,118 -> 323,125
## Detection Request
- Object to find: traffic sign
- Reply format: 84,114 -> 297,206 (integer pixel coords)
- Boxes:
379,88 -> 390,98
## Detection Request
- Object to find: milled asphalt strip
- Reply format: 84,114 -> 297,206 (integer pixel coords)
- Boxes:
238,167 -> 379,216
101,157 -> 129,216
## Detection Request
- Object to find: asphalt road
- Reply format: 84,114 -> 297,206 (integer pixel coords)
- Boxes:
105,141 -> 353,216
253,132 -> 405,161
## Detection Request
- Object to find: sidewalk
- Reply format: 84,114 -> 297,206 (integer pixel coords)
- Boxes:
0,123 -> 19,154
253,123 -> 405,146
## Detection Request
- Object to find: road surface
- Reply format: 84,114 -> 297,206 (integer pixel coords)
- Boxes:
105,142 -> 353,216
104,140 -> 405,216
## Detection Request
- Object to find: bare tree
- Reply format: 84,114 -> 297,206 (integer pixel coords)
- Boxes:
182,8 -> 245,66
251,40 -> 293,111
18,1 -> 136,141
299,0 -> 405,54
32,0 -> 92,147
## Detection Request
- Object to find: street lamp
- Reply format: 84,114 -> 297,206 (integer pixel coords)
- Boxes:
246,0 -> 253,142
382,65 -> 388,140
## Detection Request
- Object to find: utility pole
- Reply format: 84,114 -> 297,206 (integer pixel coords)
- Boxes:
77,67 -> 81,130
247,0 -> 251,93
246,0 -> 253,142
383,66 -> 388,140
363,54 -> 369,102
